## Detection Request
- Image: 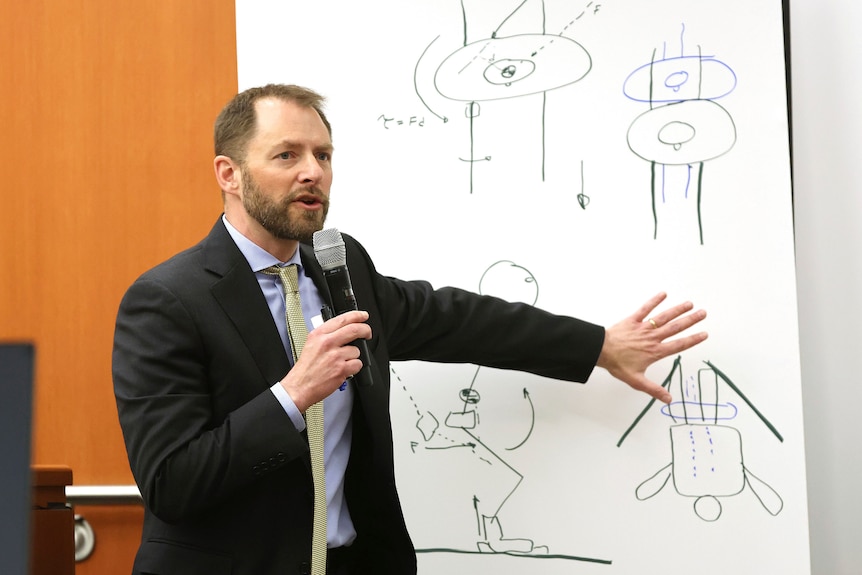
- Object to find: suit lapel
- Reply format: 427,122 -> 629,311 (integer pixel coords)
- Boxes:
203,218 -> 291,386
300,243 -> 331,307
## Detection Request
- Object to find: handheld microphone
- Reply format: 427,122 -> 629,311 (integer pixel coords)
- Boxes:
313,228 -> 374,388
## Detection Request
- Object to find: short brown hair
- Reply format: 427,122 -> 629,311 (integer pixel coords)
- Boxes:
213,84 -> 332,162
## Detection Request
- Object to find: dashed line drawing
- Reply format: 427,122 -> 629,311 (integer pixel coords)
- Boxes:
415,0 -> 600,193
395,260 -> 611,564
623,24 -> 737,244
617,356 -> 783,521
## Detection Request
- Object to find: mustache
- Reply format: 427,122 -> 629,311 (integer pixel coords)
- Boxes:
286,186 -> 328,203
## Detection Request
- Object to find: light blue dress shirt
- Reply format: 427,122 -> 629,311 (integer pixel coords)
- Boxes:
222,216 -> 356,548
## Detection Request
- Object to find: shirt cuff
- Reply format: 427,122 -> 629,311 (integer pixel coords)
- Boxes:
270,382 -> 306,432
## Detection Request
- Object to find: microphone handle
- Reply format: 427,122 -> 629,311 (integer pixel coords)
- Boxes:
322,266 -> 374,388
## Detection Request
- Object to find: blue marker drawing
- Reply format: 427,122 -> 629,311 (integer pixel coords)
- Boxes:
618,356 -> 784,522
623,24 -> 737,244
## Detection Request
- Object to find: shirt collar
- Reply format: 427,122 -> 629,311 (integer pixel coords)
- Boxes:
222,214 -> 302,272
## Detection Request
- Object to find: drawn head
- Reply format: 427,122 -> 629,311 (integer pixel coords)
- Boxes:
214,84 -> 333,164
479,260 -> 538,306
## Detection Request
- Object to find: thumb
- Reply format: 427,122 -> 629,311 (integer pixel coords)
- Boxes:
615,371 -> 672,404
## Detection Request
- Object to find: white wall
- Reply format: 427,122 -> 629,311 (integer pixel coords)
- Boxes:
791,1 -> 862,574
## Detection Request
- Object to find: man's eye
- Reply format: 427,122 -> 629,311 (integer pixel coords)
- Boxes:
278,152 -> 292,160
317,152 -> 331,161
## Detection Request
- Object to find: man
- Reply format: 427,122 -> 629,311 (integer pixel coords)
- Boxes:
112,84 -> 707,575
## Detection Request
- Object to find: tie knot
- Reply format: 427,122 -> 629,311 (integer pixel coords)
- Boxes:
262,264 -> 300,293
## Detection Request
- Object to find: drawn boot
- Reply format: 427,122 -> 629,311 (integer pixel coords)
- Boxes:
476,515 -> 549,555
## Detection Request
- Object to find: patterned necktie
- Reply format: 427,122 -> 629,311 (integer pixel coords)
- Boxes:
262,264 -> 326,575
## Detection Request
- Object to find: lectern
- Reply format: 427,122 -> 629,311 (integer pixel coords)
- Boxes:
30,465 -> 75,575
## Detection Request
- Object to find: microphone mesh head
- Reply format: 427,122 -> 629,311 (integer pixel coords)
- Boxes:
313,228 -> 346,270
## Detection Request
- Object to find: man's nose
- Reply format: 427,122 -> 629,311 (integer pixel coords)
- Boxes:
298,153 -> 324,183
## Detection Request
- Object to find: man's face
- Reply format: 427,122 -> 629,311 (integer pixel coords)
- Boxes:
239,98 -> 333,243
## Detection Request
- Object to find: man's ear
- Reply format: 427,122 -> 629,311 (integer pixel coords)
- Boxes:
214,155 -> 241,197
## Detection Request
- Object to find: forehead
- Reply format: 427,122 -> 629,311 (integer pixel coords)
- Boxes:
250,97 -> 331,150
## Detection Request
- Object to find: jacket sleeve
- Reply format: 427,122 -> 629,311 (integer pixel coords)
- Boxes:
112,275 -> 309,524
343,235 -> 606,383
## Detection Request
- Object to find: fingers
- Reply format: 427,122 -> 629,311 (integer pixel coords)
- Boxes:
659,331 -> 709,356
647,304 -> 708,361
646,309 -> 708,367
632,292 -> 668,322
342,356 -> 364,379
651,307 -> 707,336
644,382 -> 673,404
643,381 -> 673,404
317,310 -> 372,343
620,372 -> 673,404
640,294 -> 706,342
647,300 -> 694,328
319,310 -> 369,333
319,312 -> 371,368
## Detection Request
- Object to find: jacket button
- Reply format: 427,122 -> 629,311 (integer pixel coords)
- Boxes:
298,561 -> 310,574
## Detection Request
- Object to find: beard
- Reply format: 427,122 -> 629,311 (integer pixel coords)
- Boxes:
241,169 -> 329,243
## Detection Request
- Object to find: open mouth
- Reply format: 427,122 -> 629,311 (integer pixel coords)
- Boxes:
293,194 -> 322,207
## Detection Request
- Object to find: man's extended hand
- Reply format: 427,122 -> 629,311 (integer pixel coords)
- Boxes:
596,292 -> 707,404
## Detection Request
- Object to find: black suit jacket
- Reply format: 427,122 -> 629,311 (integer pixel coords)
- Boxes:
112,218 -> 605,575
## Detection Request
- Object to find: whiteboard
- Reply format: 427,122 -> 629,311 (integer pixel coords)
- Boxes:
235,1 -> 809,573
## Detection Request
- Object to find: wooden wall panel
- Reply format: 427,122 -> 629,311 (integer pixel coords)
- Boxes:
0,1 -> 238,572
